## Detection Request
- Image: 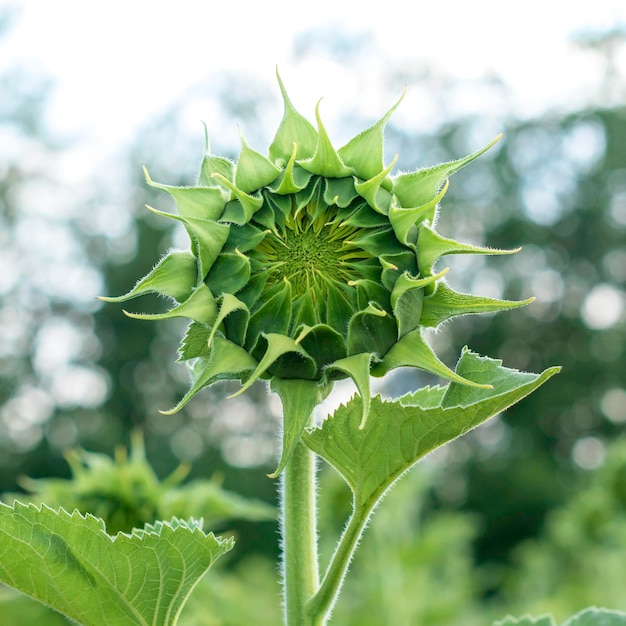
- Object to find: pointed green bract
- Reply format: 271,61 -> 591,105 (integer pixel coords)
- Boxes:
328,352 -> 373,429
98,250 -> 197,304
145,205 -> 230,281
297,101 -> 354,178
338,90 -> 404,182
270,378 -> 331,478
372,327 -> 492,390
123,283 -> 218,325
388,178 -> 449,246
207,293 -> 249,347
420,281 -> 534,328
268,144 -> 313,194
0,502 -> 233,626
236,132 -> 281,193
390,268 -> 448,338
269,70 -> 318,163
144,167 -> 227,220
231,333 -> 314,398
211,173 -> 264,217
354,155 -> 397,214
162,336 -> 257,414
417,221 -> 519,274
392,134 -> 502,208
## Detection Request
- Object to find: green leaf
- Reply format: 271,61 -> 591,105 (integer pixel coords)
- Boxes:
144,167 -> 227,220
390,268 -> 448,338
492,616 -> 556,626
99,251 -> 197,304
492,608 -> 626,626
420,281 -> 534,328
232,333 -> 313,398
327,352 -> 373,430
268,144 -> 313,194
163,336 -> 257,414
353,155 -> 397,214
417,221 -> 519,275
563,608 -> 626,625
304,350 -> 559,511
298,100 -> 354,178
372,328 -> 492,389
268,70 -> 318,163
0,502 -> 233,626
235,131 -> 281,193
123,283 -> 218,325
338,90 -> 404,181
388,178 -> 449,246
392,134 -> 502,208
269,378 -> 331,478
145,205 -> 230,281
178,322 -> 212,361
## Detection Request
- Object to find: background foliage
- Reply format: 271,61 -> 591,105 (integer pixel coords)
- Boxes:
1,7 -> 625,623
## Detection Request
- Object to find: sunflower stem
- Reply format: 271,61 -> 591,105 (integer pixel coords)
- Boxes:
281,435 -> 319,626
306,503 -> 371,623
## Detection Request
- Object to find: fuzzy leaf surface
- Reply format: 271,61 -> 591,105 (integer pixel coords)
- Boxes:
493,609 -> 626,626
0,502 -> 233,626
563,608 -> 626,625
493,616 -> 556,626
304,350 -> 559,510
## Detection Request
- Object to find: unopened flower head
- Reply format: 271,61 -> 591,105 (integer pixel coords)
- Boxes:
103,73 -> 530,425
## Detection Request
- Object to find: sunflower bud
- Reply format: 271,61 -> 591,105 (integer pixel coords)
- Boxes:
103,72 -> 530,430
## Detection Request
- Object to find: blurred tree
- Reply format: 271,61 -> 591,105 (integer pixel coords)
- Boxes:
0,6 -> 113,489
500,438 -> 626,621
417,101 -> 626,572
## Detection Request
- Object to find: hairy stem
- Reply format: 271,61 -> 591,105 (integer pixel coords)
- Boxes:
281,438 -> 319,626
307,503 -> 371,623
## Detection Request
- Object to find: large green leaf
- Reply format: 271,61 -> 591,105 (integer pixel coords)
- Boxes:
0,502 -> 233,626
493,616 -> 556,626
563,608 -> 626,626
493,608 -> 626,626
304,350 -> 559,511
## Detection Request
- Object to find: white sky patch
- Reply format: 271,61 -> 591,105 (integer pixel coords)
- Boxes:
581,283 -> 625,330
601,388 -> 626,423
2,0 -> 625,155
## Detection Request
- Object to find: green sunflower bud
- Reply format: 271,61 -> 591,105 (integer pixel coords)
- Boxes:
103,72 -> 531,449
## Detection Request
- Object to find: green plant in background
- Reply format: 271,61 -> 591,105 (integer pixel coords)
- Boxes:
492,608 -> 626,625
499,438 -> 626,619
1,431 -> 274,534
0,433 -> 279,625
0,73 -> 566,625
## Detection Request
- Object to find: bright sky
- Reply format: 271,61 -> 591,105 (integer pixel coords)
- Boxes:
3,0 -> 626,154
